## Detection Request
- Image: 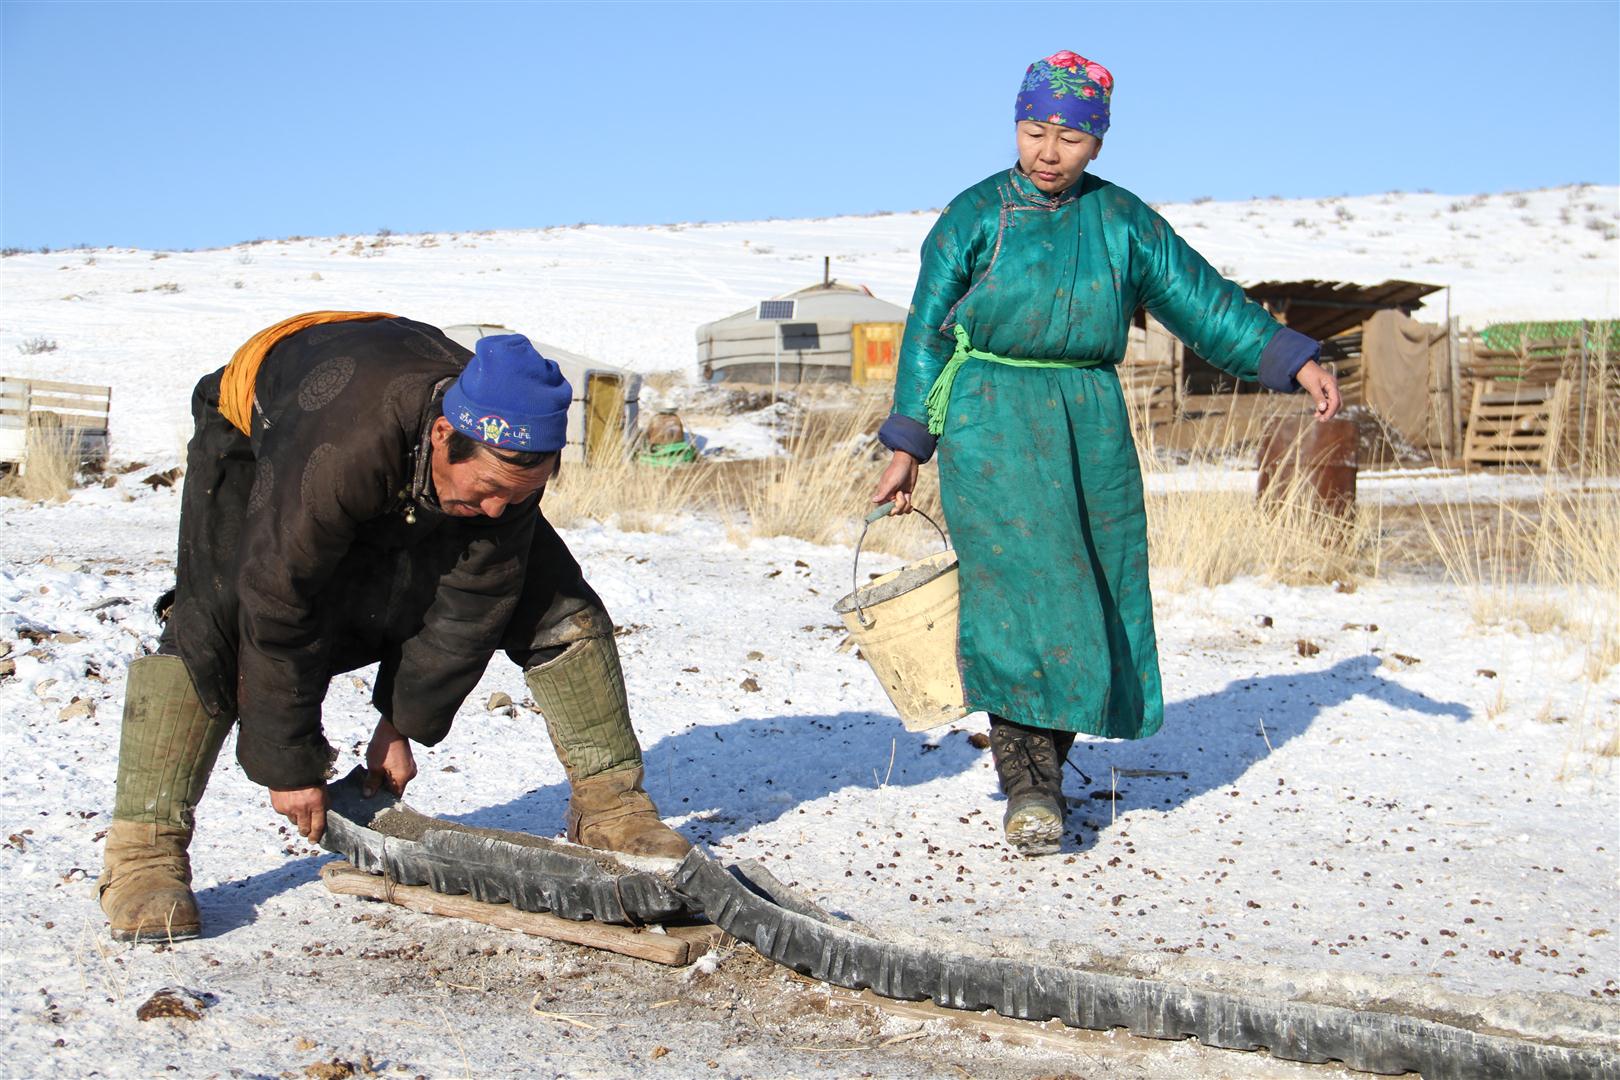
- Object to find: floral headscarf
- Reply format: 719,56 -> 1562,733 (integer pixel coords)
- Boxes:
1016,50 -> 1113,137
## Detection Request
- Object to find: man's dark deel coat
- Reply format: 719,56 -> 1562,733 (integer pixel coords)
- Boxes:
164,316 -> 607,789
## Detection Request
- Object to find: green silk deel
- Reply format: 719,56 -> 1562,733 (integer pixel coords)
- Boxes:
892,169 -> 1289,739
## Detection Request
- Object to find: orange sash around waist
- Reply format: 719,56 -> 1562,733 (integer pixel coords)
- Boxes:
219,311 -> 397,435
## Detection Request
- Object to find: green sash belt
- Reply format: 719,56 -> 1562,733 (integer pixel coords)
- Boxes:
924,324 -> 1107,435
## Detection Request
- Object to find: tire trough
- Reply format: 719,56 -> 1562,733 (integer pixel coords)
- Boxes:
320,776 -> 1616,1078
321,768 -> 697,925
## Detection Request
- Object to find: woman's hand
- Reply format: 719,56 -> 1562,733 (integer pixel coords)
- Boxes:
362,717 -> 418,798
871,450 -> 920,514
1296,361 -> 1343,422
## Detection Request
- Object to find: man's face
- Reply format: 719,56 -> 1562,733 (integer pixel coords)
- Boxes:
1016,121 -> 1102,194
428,416 -> 556,519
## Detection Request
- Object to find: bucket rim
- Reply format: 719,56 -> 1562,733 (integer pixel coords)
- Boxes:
833,549 -> 958,616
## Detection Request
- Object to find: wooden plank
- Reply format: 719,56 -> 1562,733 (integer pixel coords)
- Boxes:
663,924 -> 732,954
318,861 -> 698,966
1463,376 -> 1568,472
23,397 -> 109,415
29,419 -> 107,433
1461,380 -> 1489,469
7,377 -> 111,397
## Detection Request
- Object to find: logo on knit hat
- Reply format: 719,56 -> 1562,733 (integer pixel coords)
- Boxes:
477,415 -> 511,444
452,405 -> 533,447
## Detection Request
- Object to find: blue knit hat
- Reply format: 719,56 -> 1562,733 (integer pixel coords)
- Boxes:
443,334 -> 572,453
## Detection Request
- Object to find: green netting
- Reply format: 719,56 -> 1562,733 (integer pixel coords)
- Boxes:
1477,320 -> 1620,357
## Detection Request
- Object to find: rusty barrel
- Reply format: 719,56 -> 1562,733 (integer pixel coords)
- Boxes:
1257,417 -> 1359,517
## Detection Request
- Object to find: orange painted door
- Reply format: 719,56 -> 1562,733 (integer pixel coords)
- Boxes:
851,322 -> 902,384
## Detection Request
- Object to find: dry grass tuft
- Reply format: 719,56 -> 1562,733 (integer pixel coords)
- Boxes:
1596,726 -> 1620,758
1131,393 -> 1378,589
722,397 -> 945,556
1144,480 -> 1376,590
0,426 -> 82,503
541,393 -> 946,559
541,438 -> 718,533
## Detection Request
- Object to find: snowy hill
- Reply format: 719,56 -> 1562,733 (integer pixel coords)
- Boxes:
2,184 -> 1616,461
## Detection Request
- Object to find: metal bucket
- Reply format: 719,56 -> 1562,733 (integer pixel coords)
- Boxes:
832,505 -> 968,732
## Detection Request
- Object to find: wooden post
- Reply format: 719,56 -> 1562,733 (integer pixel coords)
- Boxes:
1577,320 -> 1590,478
1447,314 -> 1462,463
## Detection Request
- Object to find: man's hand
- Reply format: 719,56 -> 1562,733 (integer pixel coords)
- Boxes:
270,785 -> 329,842
871,450 -> 920,514
363,717 -> 417,799
1295,361 -> 1343,422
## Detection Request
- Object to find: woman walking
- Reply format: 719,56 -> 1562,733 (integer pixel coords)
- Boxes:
871,50 -> 1342,856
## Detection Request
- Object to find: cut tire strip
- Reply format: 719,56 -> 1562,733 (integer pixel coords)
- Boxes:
320,769 -> 696,925
320,781 -> 1615,1077
674,850 -> 1614,1079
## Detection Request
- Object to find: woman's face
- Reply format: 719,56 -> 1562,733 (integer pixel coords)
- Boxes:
1016,121 -> 1102,194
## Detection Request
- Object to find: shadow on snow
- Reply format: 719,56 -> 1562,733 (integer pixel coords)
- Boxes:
193,653 -> 1469,927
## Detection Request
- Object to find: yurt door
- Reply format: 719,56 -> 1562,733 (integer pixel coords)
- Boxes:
584,372 -> 626,464
851,322 -> 902,384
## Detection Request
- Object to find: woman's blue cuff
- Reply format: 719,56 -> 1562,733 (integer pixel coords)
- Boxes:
878,414 -> 937,464
1259,327 -> 1320,392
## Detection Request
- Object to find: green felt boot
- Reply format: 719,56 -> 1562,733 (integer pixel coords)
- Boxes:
524,637 -> 690,860
100,655 -> 230,941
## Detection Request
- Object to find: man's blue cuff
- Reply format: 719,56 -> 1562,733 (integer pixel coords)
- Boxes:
878,414 -> 937,464
1259,327 -> 1320,392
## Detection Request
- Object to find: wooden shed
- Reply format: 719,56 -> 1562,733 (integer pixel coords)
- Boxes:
1122,279 -> 1454,454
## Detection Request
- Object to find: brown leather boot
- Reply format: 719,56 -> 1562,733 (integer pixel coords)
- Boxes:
566,766 -> 691,859
101,820 -> 201,941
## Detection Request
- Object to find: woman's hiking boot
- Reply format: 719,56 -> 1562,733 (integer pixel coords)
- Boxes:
100,655 -> 230,941
988,716 -> 1066,856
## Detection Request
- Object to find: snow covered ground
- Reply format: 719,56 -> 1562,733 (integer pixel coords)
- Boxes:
1,481 -> 1615,1074
1,189 -> 1617,1075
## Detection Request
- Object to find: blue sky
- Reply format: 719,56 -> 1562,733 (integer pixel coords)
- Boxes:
3,1 -> 1616,250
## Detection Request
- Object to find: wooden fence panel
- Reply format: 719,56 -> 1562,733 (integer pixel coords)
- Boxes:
1462,378 -> 1569,471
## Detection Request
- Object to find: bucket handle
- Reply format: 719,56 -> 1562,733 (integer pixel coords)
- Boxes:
851,502 -> 949,628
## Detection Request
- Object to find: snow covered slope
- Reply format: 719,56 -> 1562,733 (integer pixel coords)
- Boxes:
2,184 -> 1615,461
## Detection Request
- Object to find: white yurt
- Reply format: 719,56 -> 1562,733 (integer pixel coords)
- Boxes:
696,281 -> 906,386
441,324 -> 641,465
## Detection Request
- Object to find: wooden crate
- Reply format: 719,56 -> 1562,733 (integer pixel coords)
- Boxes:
1461,377 -> 1569,471
0,376 -> 112,469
